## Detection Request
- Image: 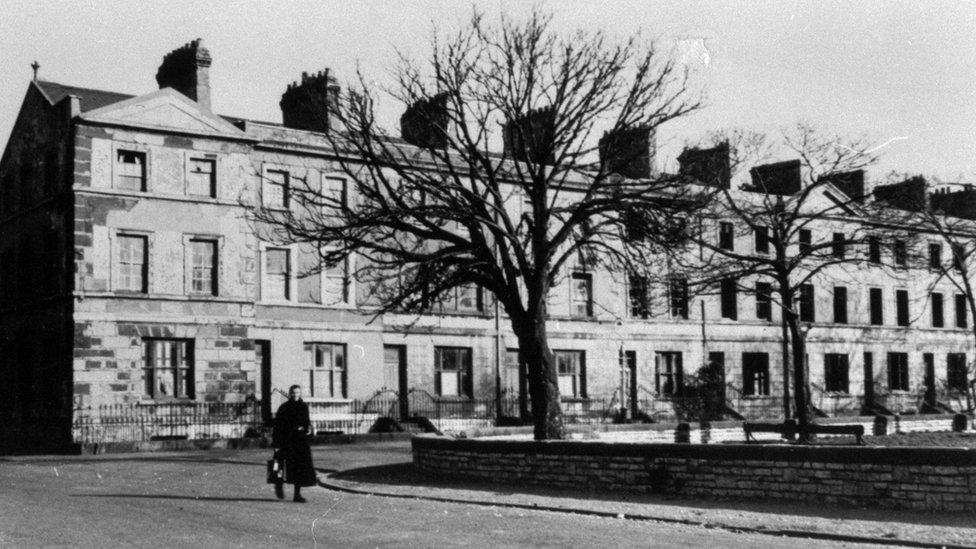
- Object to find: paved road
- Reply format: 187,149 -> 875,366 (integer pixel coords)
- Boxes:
0,442 -> 897,548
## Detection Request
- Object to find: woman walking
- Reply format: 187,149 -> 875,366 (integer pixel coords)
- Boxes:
272,385 -> 317,502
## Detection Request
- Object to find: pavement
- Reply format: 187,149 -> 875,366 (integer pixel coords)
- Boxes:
0,440 -> 972,548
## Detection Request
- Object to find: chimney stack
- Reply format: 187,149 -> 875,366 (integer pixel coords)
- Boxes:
748,160 -> 801,195
156,39 -> 212,110
280,69 -> 341,133
599,126 -> 657,180
503,107 -> 556,164
677,142 -> 730,189
873,176 -> 927,212
400,93 -> 451,149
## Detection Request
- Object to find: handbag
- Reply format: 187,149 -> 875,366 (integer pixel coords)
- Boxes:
266,450 -> 287,484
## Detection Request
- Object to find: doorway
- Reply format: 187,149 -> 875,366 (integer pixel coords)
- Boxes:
255,340 -> 272,426
623,350 -> 638,418
384,345 -> 408,419
923,352 -> 936,410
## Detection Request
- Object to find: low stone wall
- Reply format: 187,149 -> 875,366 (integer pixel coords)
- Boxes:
412,436 -> 976,511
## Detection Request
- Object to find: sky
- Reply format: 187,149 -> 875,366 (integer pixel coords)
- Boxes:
1,0 -> 974,181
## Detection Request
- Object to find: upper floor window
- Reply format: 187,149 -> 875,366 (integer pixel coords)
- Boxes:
187,157 -> 216,198
952,244 -> 966,272
555,350 -> 586,398
628,274 -> 650,319
718,221 -> 734,251
799,283 -> 815,322
893,240 -> 907,267
570,272 -> 593,317
435,346 -> 473,397
754,226 -> 769,254
867,236 -> 881,264
116,150 -> 146,191
442,283 -> 482,313
832,286 -> 848,324
263,170 -> 289,209
322,258 -> 351,306
869,287 -> 884,325
264,248 -> 291,301
720,278 -> 737,320
928,243 -> 943,271
895,289 -> 910,326
956,294 -> 968,328
831,233 -> 845,258
144,339 -> 193,399
323,175 -> 348,210
669,275 -> 689,319
755,282 -> 772,321
305,343 -> 346,398
798,229 -> 812,256
931,292 -> 944,328
117,234 -> 148,293
189,239 -> 217,296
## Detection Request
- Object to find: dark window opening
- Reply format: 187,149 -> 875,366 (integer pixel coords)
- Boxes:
824,353 -> 850,393
893,240 -> 907,267
956,294 -> 968,328
719,222 -> 734,251
832,232 -> 845,258
628,274 -> 650,319
720,278 -> 737,320
799,284 -> 815,322
742,352 -> 770,396
755,282 -> 772,321
929,243 -> 943,271
948,353 -> 969,392
931,292 -> 944,328
896,289 -> 910,326
887,352 -> 909,391
655,351 -> 683,397
669,276 -> 689,319
798,229 -> 812,256
869,288 -> 883,325
754,226 -> 769,254
868,236 -> 881,264
833,286 -> 847,324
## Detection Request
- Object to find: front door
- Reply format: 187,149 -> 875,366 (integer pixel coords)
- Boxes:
923,352 -> 936,409
624,351 -> 638,417
255,340 -> 272,426
384,345 -> 408,419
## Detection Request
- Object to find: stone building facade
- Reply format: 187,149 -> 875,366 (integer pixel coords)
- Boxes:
0,39 -> 972,450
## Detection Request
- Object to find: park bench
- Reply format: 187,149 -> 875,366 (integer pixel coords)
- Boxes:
744,420 -> 864,444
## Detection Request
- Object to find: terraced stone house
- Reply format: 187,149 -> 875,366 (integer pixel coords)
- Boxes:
0,39 -> 971,451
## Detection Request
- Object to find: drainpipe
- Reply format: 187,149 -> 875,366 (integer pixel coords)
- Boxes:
495,292 -> 503,420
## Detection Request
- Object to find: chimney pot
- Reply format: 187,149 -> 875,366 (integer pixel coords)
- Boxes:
599,126 -> 657,179
156,38 -> 212,110
504,107 -> 556,164
280,68 -> 341,133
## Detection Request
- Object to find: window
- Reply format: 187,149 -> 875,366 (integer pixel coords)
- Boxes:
928,243 -> 942,271
893,240 -> 907,267
755,282 -> 772,321
322,175 -> 347,210
669,276 -> 689,319
115,149 -> 146,191
868,236 -> 881,264
956,294 -> 968,328
948,353 -> 968,392
754,226 -> 769,254
824,353 -> 850,393
622,209 -> 648,241
435,347 -> 473,397
304,343 -> 346,398
931,292 -> 944,328
264,248 -> 291,301
952,244 -> 966,272
798,229 -> 812,255
720,278 -> 737,320
263,169 -> 289,209
895,289 -> 909,326
742,352 -> 770,396
628,274 -> 650,319
187,157 -> 216,197
570,272 -> 593,317
799,284 -> 815,322
322,258 -> 351,305
887,352 -> 909,391
555,350 -> 586,398
869,288 -> 884,325
117,234 -> 148,293
832,232 -> 845,258
189,239 -> 217,296
832,286 -> 847,324
655,351 -> 683,396
443,284 -> 482,313
719,222 -> 734,251
144,339 -> 193,399
502,349 -> 524,397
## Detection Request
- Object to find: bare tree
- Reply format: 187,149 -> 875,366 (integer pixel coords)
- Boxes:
898,176 -> 976,412
675,123 -> 880,441
247,10 -> 705,439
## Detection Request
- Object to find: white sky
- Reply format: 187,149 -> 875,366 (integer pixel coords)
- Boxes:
1,0 -> 974,181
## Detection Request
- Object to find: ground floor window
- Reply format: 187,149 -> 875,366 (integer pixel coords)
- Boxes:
655,351 -> 683,397
305,343 -> 346,398
503,348 -> 524,397
824,353 -> 850,393
742,352 -> 770,396
948,353 -> 968,392
554,350 -> 586,398
435,346 -> 473,397
887,352 -> 909,391
144,339 -> 194,399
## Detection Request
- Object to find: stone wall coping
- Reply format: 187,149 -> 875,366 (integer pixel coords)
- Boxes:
412,434 -> 976,466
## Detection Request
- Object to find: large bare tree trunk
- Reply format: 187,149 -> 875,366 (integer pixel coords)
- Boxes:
514,307 -> 565,440
787,318 -> 814,441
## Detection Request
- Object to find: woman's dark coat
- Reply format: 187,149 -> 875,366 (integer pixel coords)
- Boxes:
272,399 -> 317,487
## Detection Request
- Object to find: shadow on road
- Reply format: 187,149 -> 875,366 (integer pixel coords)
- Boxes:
330,462 -> 975,529
73,494 -> 282,503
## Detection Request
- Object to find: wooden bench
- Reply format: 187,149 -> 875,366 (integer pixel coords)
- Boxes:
744,421 -> 865,444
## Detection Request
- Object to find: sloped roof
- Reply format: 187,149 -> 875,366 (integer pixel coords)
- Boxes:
34,80 -> 133,112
